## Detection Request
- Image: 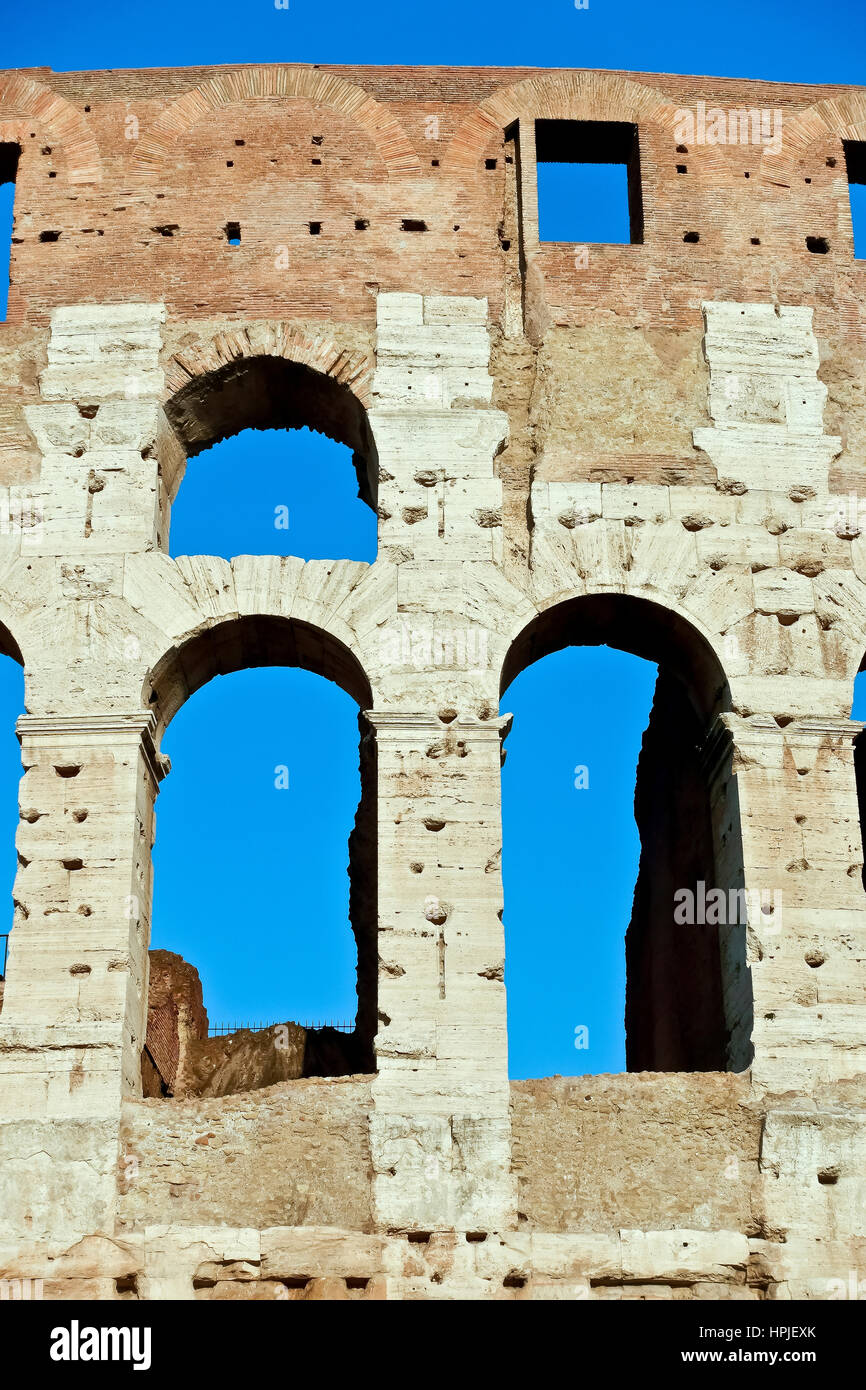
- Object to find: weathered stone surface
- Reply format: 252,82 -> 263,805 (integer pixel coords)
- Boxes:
0,59 -> 865,1299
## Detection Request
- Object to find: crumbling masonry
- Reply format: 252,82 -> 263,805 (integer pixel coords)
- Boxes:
0,62 -> 866,1299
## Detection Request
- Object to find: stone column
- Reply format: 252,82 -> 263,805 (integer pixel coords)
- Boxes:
720,713 -> 866,1091
0,712 -> 165,1254
368,711 -> 515,1235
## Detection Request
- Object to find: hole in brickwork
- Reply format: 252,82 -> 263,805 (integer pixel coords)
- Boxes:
39,230 -> 61,242
224,221 -> 241,246
312,158 -> 322,166
806,235 -> 830,254
676,164 -> 688,174
152,224 -> 179,237
535,120 -> 643,244
676,144 -> 688,153
431,158 -> 439,167
309,221 -> 321,235
354,218 -> 369,231
751,237 -> 761,245
401,219 -> 428,232
683,230 -> 700,243
485,158 -> 498,169
54,765 -> 82,778
827,157 -> 837,167
844,141 -> 866,258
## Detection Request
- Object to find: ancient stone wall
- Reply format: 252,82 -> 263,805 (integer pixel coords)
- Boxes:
0,61 -> 865,1299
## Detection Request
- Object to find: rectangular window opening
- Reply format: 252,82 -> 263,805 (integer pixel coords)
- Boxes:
535,119 -> 643,246
0,144 -> 21,322
844,141 -> 866,260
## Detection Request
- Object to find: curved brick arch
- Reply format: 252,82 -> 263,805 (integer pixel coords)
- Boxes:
163,322 -> 373,409
762,91 -> 866,183
444,70 -> 681,170
135,65 -> 421,178
0,73 -> 101,184
161,322 -> 377,506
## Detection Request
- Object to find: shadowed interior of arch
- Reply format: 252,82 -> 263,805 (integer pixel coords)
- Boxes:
501,594 -> 751,1079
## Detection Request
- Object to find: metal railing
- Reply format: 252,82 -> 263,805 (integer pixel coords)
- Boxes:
208,1018 -> 354,1037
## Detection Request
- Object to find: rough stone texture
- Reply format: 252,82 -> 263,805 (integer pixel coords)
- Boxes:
141,950 -> 362,1097
142,949 -> 209,1096
117,1077 -> 375,1235
0,61 -> 865,1298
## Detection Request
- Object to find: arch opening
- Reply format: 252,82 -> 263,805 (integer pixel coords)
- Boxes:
164,355 -> 377,507
500,594 -> 750,1078
141,618 -> 376,1096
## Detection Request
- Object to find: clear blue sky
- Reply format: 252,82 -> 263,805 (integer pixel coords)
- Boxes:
0,0 -> 863,83
0,1 -> 864,1075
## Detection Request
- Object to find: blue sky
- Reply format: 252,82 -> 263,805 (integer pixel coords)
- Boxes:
0,0 -> 863,84
0,1 -> 864,1075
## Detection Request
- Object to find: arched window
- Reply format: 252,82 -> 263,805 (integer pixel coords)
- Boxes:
142,626 -> 376,1097
501,594 -> 750,1079
163,354 -> 377,563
